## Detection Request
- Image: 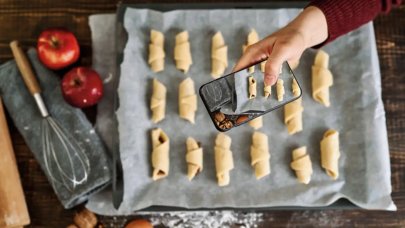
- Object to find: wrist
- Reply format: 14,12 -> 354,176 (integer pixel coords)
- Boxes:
287,6 -> 328,49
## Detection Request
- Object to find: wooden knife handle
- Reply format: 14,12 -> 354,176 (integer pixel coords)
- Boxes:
10,41 -> 41,95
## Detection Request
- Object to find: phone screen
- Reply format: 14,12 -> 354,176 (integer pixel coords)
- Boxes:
199,60 -> 302,131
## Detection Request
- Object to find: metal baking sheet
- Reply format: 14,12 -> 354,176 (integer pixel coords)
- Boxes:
86,3 -> 395,215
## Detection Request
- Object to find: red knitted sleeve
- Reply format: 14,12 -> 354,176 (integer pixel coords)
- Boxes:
308,0 -> 402,47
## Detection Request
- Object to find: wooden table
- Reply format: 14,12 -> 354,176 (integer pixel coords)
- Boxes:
0,1 -> 404,227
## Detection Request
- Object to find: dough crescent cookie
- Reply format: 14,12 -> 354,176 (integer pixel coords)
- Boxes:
248,116 -> 263,130
260,60 -> 267,73
150,79 -> 166,123
148,30 -> 165,72
320,129 -> 340,180
292,78 -> 300,97
312,66 -> 333,107
243,29 -> 259,73
290,146 -> 312,184
312,50 -> 333,107
214,133 -> 234,186
250,131 -> 270,179
284,97 -> 303,135
186,137 -> 203,181
179,77 -> 197,123
277,79 -> 285,101
314,49 -> 329,68
211,32 -> 228,78
288,59 -> 300,70
264,84 -> 271,98
151,128 -> 170,181
248,76 -> 257,99
174,31 -> 192,73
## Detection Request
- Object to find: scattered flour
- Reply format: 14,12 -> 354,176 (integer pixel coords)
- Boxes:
287,210 -> 346,227
139,211 -> 263,228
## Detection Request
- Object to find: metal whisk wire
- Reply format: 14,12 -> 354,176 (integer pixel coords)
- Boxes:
42,117 -> 90,191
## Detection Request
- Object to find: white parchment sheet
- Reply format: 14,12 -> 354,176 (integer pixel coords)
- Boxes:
87,8 -> 395,215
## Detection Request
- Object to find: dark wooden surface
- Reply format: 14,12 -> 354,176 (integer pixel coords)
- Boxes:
0,1 -> 404,227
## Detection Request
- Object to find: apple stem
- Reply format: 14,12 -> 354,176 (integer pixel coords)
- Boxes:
51,36 -> 59,48
73,78 -> 82,87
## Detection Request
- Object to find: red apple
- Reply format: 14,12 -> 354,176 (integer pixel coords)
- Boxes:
61,67 -> 103,108
37,28 -> 80,70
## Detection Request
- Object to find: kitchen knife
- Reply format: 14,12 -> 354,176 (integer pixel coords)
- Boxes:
111,71 -> 124,210
111,13 -> 127,209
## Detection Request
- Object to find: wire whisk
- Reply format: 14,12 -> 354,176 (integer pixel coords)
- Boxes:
42,117 -> 90,191
10,41 -> 90,191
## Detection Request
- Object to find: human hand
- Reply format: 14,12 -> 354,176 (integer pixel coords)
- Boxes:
233,6 -> 328,86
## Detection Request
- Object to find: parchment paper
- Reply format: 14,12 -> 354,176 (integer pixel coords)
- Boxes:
87,8 -> 395,215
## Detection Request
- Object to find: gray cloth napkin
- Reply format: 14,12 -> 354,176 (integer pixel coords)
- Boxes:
0,49 -> 112,209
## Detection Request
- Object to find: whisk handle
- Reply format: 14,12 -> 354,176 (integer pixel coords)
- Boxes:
10,41 -> 41,95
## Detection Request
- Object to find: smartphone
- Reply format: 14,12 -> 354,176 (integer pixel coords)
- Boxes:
199,60 -> 302,132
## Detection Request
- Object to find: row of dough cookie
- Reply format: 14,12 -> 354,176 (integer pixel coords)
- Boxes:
150,77 -> 197,124
290,129 -> 340,184
148,29 -> 228,77
151,129 -> 339,184
217,129 -> 339,185
248,77 -> 300,101
248,77 -> 284,101
214,132 -> 273,186
151,128 -> 202,181
151,131 -> 271,185
148,29 -> 226,77
148,30 -> 192,73
149,29 -> 302,80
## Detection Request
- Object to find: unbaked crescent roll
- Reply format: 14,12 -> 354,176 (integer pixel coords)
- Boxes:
211,32 -> 228,78
290,146 -> 312,184
312,66 -> 333,107
148,30 -> 165,72
314,49 -> 329,68
260,60 -> 267,73
320,129 -> 340,180
150,79 -> 166,123
243,29 -> 259,73
214,133 -> 234,186
186,137 -> 203,181
174,31 -> 192,73
179,77 -> 197,124
277,79 -> 285,101
288,59 -> 300,70
250,131 -> 270,179
151,128 -> 170,181
248,76 -> 257,99
292,78 -> 300,97
312,50 -> 333,107
284,97 -> 303,135
264,84 -> 271,98
248,116 -> 263,130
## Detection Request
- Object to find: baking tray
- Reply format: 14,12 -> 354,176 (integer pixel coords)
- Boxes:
111,1 -> 359,211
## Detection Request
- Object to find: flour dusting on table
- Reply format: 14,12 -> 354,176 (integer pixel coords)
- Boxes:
144,211 -> 263,228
